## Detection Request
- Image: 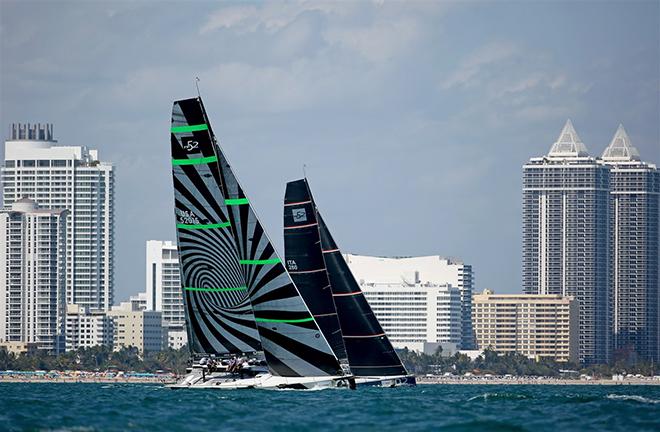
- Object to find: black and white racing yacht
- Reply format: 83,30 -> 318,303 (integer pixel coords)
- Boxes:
167,97 -> 354,390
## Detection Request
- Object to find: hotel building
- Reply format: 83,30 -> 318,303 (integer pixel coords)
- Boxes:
473,290 -> 579,362
344,254 -> 475,349
359,282 -> 462,352
2,123 -> 115,311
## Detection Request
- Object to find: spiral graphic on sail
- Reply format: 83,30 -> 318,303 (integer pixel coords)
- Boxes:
171,99 -> 261,356
215,148 -> 343,377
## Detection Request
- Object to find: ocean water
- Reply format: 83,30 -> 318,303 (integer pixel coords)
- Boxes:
1,383 -> 659,431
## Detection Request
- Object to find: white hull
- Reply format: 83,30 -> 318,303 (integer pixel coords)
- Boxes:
354,375 -> 417,387
168,371 -> 354,390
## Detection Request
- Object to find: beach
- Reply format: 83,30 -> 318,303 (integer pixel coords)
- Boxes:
417,376 -> 660,385
0,371 -> 176,384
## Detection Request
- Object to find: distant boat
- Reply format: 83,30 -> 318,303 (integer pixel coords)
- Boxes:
284,178 -> 415,387
168,97 -> 354,390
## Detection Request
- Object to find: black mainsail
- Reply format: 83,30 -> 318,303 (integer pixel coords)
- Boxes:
283,180 -> 348,363
171,99 -> 261,356
285,178 -> 409,377
174,97 -> 344,377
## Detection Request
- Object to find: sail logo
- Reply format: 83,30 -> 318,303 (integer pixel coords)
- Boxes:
176,209 -> 200,225
287,260 -> 298,271
183,140 -> 199,151
292,208 -> 307,222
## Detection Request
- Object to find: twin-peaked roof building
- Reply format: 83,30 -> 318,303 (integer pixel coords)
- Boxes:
523,120 -> 658,364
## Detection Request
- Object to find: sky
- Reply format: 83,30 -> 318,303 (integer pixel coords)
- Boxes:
1,1 -> 658,302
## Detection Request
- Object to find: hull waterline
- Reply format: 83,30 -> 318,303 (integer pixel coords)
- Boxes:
167,371 -> 354,390
354,375 -> 417,388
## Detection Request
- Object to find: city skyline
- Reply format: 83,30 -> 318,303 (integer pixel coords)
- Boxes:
1,2 -> 659,302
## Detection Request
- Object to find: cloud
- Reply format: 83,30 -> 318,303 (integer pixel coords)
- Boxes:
441,41 -> 519,89
199,2 -> 352,35
200,5 -> 259,34
323,17 -> 420,62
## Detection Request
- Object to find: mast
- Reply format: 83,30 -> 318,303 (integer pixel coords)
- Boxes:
170,98 -> 261,356
198,99 -> 344,377
283,179 -> 348,363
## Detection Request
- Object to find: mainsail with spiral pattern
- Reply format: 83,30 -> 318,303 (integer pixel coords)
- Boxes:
171,99 -> 261,356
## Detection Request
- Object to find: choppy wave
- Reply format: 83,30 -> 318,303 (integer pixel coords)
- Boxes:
606,394 -> 660,404
467,392 -> 530,402
554,393 -> 601,403
1,383 -> 659,431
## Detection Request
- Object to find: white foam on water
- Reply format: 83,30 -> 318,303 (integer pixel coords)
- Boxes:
467,392 -> 529,402
606,394 -> 660,404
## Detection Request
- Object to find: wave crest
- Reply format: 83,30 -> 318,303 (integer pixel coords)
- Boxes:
606,394 -> 660,404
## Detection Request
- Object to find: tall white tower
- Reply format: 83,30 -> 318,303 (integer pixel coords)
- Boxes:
0,199 -> 67,353
1,123 -> 115,311
522,120 -> 610,364
600,125 -> 659,362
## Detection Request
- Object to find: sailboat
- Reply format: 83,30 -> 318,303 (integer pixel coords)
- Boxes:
284,179 -> 416,387
168,97 -> 354,390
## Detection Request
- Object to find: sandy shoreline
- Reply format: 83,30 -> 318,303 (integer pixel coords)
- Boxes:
417,378 -> 660,385
0,377 -> 176,384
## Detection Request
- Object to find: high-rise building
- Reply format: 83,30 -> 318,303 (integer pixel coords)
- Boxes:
358,281 -> 462,352
344,254 -> 475,349
522,120 -> 610,364
0,199 -> 67,353
600,125 -> 659,363
144,240 -> 187,350
145,240 -> 184,327
2,123 -> 115,311
472,290 -> 579,362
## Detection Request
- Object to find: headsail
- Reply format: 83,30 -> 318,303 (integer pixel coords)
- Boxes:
195,104 -> 344,377
284,178 -> 409,377
318,213 -> 408,376
171,98 -> 261,356
283,179 -> 348,362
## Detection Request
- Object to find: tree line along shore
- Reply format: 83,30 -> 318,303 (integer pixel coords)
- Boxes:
1,346 -> 659,383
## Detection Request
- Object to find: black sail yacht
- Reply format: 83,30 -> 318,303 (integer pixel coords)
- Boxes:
284,178 -> 415,387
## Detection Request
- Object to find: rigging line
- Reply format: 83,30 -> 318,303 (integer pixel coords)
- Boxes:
195,76 -> 201,99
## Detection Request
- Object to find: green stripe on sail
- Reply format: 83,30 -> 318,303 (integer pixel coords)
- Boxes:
184,286 -> 247,292
239,258 -> 281,265
225,198 -> 250,206
177,221 -> 230,230
254,317 -> 314,323
172,155 -> 218,166
171,124 -> 208,133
